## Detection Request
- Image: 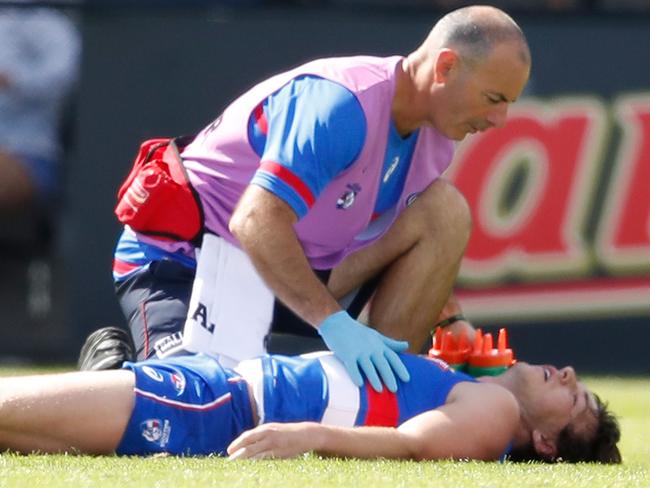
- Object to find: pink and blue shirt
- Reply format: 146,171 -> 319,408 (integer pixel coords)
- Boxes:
114,56 -> 453,279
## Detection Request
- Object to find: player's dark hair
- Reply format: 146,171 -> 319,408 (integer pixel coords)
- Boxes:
508,394 -> 622,464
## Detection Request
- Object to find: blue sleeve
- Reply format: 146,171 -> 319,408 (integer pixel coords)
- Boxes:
249,75 -> 366,218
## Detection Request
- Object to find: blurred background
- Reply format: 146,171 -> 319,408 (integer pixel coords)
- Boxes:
0,0 -> 648,372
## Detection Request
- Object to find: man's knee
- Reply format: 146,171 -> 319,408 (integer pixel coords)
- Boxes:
417,178 -> 472,243
115,262 -> 194,359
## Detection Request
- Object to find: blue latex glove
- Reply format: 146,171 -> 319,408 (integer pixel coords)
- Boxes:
318,310 -> 410,393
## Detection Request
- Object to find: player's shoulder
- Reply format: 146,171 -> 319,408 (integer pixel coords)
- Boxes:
475,382 -> 519,412
450,382 -> 520,459
450,381 -> 520,426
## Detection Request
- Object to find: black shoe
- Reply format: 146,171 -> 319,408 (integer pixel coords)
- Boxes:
78,326 -> 136,371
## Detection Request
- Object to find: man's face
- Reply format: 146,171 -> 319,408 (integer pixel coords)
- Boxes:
507,362 -> 599,443
434,42 -> 530,141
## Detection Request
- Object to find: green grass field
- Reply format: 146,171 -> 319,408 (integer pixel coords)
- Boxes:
0,370 -> 648,488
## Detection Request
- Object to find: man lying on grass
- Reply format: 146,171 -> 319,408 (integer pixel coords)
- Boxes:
0,352 -> 620,463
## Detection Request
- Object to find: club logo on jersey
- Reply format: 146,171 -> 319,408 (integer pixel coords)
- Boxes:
171,372 -> 186,395
383,157 -> 400,183
406,192 -> 420,207
337,183 -> 362,210
425,356 -> 452,371
141,418 -> 171,447
142,366 -> 164,382
141,419 -> 162,442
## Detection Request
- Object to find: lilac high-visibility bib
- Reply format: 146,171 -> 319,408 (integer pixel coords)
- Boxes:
182,56 -> 455,269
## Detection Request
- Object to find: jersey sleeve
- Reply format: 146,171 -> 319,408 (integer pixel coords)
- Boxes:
249,75 -> 366,219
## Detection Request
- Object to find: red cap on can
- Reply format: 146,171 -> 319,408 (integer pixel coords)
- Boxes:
467,328 -> 515,368
429,328 -> 471,365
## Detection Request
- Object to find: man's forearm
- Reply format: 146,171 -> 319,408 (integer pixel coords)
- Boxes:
230,186 -> 410,394
230,186 -> 340,327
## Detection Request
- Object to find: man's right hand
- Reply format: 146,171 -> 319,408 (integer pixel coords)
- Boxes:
317,311 -> 410,393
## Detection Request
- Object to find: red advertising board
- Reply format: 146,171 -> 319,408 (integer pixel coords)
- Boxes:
450,94 -> 650,323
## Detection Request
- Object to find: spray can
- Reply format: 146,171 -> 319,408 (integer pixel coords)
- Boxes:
466,328 -> 515,377
428,327 -> 471,372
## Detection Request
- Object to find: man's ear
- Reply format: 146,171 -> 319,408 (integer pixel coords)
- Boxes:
532,429 -> 558,461
434,49 -> 458,83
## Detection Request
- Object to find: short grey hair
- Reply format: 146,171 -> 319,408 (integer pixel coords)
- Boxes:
433,6 -> 531,66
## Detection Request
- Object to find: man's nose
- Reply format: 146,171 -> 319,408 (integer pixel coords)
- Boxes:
487,103 -> 509,129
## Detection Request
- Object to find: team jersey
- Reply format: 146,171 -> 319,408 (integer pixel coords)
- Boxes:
113,75 -> 418,281
236,351 -> 474,427
116,353 -> 475,457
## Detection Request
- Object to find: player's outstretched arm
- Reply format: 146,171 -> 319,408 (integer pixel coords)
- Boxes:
227,421 -> 417,461
227,382 -> 519,461
0,370 -> 135,454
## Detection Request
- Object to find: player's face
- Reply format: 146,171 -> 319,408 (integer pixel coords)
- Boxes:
435,42 -> 530,141
507,362 -> 599,442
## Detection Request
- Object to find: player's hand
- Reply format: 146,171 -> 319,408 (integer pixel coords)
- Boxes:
317,310 -> 410,393
227,422 -> 321,460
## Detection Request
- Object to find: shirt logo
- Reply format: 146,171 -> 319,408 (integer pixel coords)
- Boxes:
171,372 -> 186,395
141,418 -> 171,447
425,356 -> 452,371
383,157 -> 400,183
337,183 -> 362,210
406,192 -> 420,207
142,366 -> 164,382
141,419 -> 161,442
